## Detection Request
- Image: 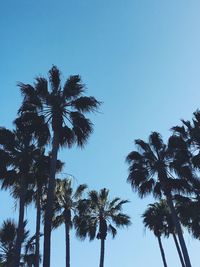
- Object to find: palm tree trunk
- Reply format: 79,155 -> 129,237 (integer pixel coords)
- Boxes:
35,185 -> 42,267
166,194 -> 192,267
99,238 -> 105,267
14,179 -> 27,267
65,219 -> 70,267
172,232 -> 185,267
43,133 -> 59,267
157,236 -> 168,267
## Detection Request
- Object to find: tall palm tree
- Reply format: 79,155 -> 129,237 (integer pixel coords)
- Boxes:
160,201 -> 185,267
142,202 -> 168,267
74,188 -> 131,267
17,66 -> 100,267
0,127 -> 41,267
52,178 -> 87,267
23,152 -> 64,267
142,200 -> 185,267
126,132 -> 192,267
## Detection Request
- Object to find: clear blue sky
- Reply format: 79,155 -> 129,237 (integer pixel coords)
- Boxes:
1,0 -> 200,266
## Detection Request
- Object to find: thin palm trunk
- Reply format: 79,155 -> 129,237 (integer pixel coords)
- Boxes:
166,194 -> 192,267
99,238 -> 105,267
35,185 -> 42,267
172,232 -> 185,267
64,218 -> 70,267
157,235 -> 168,267
14,179 -> 26,267
43,133 -> 59,267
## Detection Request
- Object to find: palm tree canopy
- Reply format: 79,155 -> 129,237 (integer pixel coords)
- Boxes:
74,188 -> 131,241
0,127 -> 42,190
142,200 -> 175,238
176,196 -> 200,239
16,66 -> 101,148
52,178 -> 87,229
0,219 -> 29,266
126,132 -> 191,198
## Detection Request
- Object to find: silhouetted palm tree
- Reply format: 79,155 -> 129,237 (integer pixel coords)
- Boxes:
143,200 -> 185,267
52,178 -> 87,267
160,201 -> 185,267
74,188 -> 131,267
0,127 -> 40,267
23,152 -> 64,267
142,202 -> 168,267
17,66 -> 100,267
126,132 -> 192,267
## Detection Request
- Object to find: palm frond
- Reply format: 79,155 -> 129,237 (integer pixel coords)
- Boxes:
49,65 -> 61,93
108,224 -> 117,238
149,132 -> 164,152
135,139 -> 150,152
70,112 -> 93,147
111,213 -> 131,227
34,77 -> 48,97
71,97 -> 100,113
58,126 -> 75,148
63,75 -> 84,99
126,151 -> 142,163
74,184 -> 87,199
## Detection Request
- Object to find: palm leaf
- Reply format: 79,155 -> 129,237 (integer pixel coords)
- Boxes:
71,97 -> 100,112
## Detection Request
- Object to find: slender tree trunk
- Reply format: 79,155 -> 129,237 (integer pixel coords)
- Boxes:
172,232 -> 185,267
14,179 -> 27,267
157,236 -> 168,267
43,133 -> 59,267
166,194 -> 192,267
99,238 -> 105,267
35,185 -> 42,267
65,219 -> 70,267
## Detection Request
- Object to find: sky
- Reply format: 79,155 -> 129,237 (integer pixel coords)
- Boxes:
1,0 -> 200,266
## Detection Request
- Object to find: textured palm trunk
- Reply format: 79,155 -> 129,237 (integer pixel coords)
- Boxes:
166,194 -> 192,267
99,238 -> 105,267
14,179 -> 27,267
35,185 -> 42,267
172,232 -> 185,267
157,235 -> 168,267
43,133 -> 59,267
65,218 -> 70,267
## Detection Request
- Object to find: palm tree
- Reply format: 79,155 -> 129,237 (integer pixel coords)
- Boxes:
23,152 -> 64,267
27,151 -> 50,267
0,127 -> 41,267
52,178 -> 87,267
161,201 -> 185,267
126,132 -> 192,267
74,188 -> 131,267
0,219 -> 29,267
142,202 -> 168,267
142,200 -> 185,267
17,66 -> 100,267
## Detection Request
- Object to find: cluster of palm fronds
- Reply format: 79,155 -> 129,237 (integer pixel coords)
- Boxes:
0,66 -> 131,267
126,114 -> 200,267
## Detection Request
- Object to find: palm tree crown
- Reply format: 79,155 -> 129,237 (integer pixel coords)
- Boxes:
17,65 -> 101,148
75,188 -> 131,241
